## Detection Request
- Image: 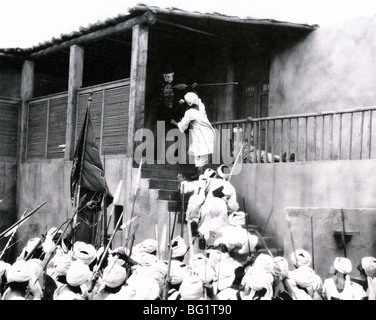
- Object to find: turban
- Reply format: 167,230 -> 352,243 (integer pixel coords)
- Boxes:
199,198 -> 229,240
192,265 -> 216,284
333,257 -> 352,274
203,168 -> 216,180
184,92 -> 200,107
138,239 -> 158,254
274,256 -> 289,279
169,260 -> 188,285
216,165 -> 231,180
7,260 -> 31,283
245,267 -> 273,300
73,242 -> 97,266
254,253 -> 275,274
214,260 -> 235,292
179,274 -> 204,300
361,257 -> 376,300
171,236 -> 187,258
26,237 -> 41,253
127,275 -> 160,300
0,260 -> 10,278
228,211 -> 246,226
189,253 -> 206,269
138,252 -> 158,267
103,262 -> 127,288
66,260 -> 91,287
290,249 -> 312,268
291,266 -> 315,288
361,257 -> 376,277
54,254 -> 72,277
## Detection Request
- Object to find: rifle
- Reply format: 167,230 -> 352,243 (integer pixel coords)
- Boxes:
254,229 -> 274,259
241,196 -> 252,258
0,201 -> 47,240
0,208 -> 28,259
286,214 -> 299,268
25,195 -> 86,299
162,195 -> 173,300
310,215 -> 315,270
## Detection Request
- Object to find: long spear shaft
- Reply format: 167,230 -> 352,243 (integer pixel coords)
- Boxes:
340,208 -> 347,257
0,208 -> 28,259
286,214 -> 299,268
311,215 -> 315,270
0,201 -> 47,240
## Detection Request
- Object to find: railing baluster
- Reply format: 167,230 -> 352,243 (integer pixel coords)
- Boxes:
330,114 -> 334,160
349,113 -> 353,160
280,119 -> 284,161
359,111 -> 364,160
272,120 -> 276,163
339,114 -> 343,160
247,121 -> 252,163
265,120 -> 269,163
287,118 -> 291,162
313,116 -> 317,161
321,115 -> 325,161
296,118 -> 299,162
305,117 -> 308,162
368,110 -> 373,159
258,120 -> 262,163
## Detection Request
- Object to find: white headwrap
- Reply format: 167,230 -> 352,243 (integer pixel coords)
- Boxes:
228,211 -> 246,226
127,275 -> 160,300
138,239 -> 158,254
179,274 -> 204,300
274,256 -> 289,279
189,253 -> 206,269
169,260 -> 188,285
103,262 -> 127,288
333,257 -> 353,300
7,260 -> 31,283
254,253 -> 275,274
192,264 -> 216,284
214,260 -> 235,292
171,236 -> 187,258
0,260 -> 10,278
361,257 -> 376,300
291,266 -> 315,288
54,254 -> 72,277
66,260 -> 91,287
72,242 -> 97,266
184,92 -> 200,107
290,249 -> 312,268
245,267 -> 273,300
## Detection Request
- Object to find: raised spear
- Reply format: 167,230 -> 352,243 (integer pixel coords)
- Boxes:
0,201 -> 47,240
286,213 -> 299,268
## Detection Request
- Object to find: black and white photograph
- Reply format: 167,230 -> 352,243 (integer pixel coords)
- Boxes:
0,0 -> 376,309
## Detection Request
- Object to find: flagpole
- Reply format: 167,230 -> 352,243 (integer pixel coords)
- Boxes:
73,92 -> 93,243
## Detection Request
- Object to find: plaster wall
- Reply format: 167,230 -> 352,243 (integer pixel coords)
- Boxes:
269,15 -> 376,115
231,160 -> 376,278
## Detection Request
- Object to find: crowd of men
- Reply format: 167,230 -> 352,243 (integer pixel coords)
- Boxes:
0,165 -> 375,300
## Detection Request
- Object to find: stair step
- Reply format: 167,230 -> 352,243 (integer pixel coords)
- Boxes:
149,178 -> 180,190
158,189 -> 182,201
142,168 -> 196,180
134,161 -> 196,170
168,200 -> 188,212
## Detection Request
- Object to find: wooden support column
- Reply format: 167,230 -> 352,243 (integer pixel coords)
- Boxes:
127,24 -> 149,158
19,60 -> 34,162
65,45 -> 84,160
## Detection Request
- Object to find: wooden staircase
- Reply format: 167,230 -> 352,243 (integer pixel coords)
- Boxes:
134,161 -> 283,258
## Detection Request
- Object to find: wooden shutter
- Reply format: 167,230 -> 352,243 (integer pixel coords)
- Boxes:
27,100 -> 47,159
102,85 -> 129,154
76,79 -> 130,155
0,99 -> 20,158
47,96 -> 68,159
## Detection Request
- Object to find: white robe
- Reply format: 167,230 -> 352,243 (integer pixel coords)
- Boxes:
177,102 -> 215,157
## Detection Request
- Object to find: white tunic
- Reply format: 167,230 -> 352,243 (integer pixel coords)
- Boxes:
177,102 -> 215,157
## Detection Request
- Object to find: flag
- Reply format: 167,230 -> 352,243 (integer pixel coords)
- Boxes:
70,103 -> 113,209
